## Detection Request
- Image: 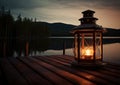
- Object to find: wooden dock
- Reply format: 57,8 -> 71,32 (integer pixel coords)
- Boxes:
0,55 -> 120,85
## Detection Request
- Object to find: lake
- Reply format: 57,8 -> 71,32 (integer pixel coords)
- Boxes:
14,37 -> 120,65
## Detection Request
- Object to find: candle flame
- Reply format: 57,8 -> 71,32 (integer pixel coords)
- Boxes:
81,48 -> 93,59
85,49 -> 93,56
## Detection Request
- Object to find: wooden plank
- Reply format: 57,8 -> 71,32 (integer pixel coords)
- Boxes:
57,55 -> 120,71
37,57 -> 116,85
49,56 -> 73,63
34,57 -> 103,85
49,55 -> 74,61
51,56 -> 120,77
82,70 -> 120,84
8,58 -> 52,85
103,67 -> 120,75
0,56 -> 119,85
48,56 -> 120,84
27,57 -> 95,85
106,64 -> 120,70
18,57 -> 73,85
0,67 -> 3,85
37,56 -> 111,85
56,56 -> 120,84
56,55 -> 74,61
0,58 -> 29,85
59,56 -> 120,78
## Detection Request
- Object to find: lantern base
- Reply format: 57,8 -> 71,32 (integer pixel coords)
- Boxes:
71,61 -> 106,69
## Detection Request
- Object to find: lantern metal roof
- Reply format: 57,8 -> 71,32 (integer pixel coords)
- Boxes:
71,10 -> 106,33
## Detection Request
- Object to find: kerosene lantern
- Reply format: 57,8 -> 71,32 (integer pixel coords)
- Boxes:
71,10 -> 106,67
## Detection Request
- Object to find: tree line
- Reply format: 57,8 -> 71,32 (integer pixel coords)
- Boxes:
0,7 -> 50,57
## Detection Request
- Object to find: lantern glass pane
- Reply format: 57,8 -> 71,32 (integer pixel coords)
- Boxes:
79,32 -> 102,60
95,33 -> 102,60
73,32 -> 102,61
80,33 -> 94,60
74,34 -> 78,59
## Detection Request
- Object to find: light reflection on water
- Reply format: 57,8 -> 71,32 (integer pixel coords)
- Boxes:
103,43 -> 120,64
13,37 -> 120,65
40,43 -> 120,65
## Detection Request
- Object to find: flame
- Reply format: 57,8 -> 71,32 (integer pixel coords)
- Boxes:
85,49 -> 93,56
81,48 -> 93,59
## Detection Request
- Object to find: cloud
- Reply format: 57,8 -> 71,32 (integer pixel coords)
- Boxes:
0,0 -> 120,28
0,0 -> 50,9
1,0 -> 120,10
52,0 -> 120,10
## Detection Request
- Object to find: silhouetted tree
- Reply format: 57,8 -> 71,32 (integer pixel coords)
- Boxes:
0,7 -> 50,57
0,7 -> 14,57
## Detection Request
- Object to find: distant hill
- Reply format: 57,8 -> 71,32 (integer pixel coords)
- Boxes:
103,28 -> 120,36
44,22 -> 120,36
48,22 -> 76,36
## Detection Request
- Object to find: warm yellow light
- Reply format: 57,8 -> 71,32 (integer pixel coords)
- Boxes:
85,49 -> 93,56
81,48 -> 93,59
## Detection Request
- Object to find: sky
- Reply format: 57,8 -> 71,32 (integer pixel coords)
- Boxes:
0,0 -> 120,29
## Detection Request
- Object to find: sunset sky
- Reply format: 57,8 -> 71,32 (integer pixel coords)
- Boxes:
1,0 -> 120,29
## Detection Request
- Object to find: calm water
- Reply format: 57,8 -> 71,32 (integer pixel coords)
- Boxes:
14,37 -> 120,65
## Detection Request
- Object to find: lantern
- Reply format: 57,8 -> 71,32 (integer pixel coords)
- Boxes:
71,10 -> 106,67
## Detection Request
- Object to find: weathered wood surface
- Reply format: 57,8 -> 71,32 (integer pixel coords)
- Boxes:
0,55 -> 120,85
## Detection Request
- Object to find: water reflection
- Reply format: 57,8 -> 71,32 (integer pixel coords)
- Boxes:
12,37 -> 120,64
14,38 -> 50,56
103,43 -> 120,64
